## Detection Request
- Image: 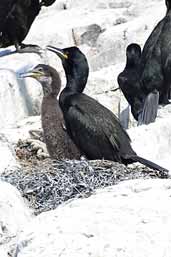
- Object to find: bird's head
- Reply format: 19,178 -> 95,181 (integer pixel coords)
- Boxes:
126,43 -> 141,66
46,45 -> 89,93
20,64 -> 61,97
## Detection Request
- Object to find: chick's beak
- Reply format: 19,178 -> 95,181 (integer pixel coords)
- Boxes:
46,45 -> 68,60
19,71 -> 44,79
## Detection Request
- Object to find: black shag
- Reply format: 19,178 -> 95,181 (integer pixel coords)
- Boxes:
46,45 -> 169,175
0,0 -> 56,54
118,43 -> 144,121
118,43 -> 159,125
20,64 -> 81,160
139,0 -> 171,104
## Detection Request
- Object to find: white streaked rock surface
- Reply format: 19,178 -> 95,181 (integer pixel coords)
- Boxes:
0,181 -> 33,256
15,179 -> 171,257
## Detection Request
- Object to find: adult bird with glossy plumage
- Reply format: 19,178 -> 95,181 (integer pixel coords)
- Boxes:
139,0 -> 171,104
118,43 -> 159,125
46,45 -> 169,176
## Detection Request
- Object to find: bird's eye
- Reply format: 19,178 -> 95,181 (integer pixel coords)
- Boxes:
37,67 -> 43,72
65,51 -> 69,57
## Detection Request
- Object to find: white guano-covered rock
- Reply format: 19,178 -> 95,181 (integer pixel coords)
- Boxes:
0,134 -> 17,174
128,107 -> 171,172
0,55 -> 43,129
0,116 -> 42,174
15,179 -> 171,257
0,0 -> 166,127
0,181 -> 33,255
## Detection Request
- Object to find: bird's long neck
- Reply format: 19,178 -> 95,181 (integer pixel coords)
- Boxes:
59,78 -> 85,113
166,0 -> 171,13
59,61 -> 89,111
126,57 -> 140,69
42,75 -> 60,97
59,85 -> 77,113
167,8 -> 171,15
65,71 -> 88,93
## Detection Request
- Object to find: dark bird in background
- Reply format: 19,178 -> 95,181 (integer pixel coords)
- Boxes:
118,43 -> 159,125
139,0 -> 171,105
118,0 -> 171,125
20,64 -> 81,160
0,0 -> 56,54
46,45 -> 168,175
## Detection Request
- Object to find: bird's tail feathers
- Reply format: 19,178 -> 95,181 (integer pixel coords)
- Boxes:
130,155 -> 169,177
138,90 -> 159,125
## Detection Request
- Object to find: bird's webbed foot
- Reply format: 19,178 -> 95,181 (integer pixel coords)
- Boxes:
27,138 -> 49,158
29,129 -> 44,141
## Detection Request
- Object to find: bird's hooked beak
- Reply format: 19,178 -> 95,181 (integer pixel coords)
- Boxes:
40,1 -> 46,7
40,0 -> 56,7
46,45 -> 68,60
19,70 -> 44,79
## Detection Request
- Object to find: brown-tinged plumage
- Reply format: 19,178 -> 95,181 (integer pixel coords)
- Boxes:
20,64 -> 81,159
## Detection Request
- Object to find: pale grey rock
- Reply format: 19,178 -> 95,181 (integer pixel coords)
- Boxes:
92,93 -> 120,115
109,1 -> 132,9
0,56 -> 43,129
126,0 -> 163,18
0,116 -> 42,145
157,103 -> 171,118
25,0 -> 134,49
92,11 -> 164,70
128,116 -> 171,172
0,246 -> 8,257
72,24 -> 103,46
86,65 -> 116,95
118,90 -> 138,129
0,116 -> 42,174
0,69 -> 28,129
118,99 -> 130,129
114,17 -> 127,25
0,132 -> 18,175
15,179 -> 171,257
64,0 -> 133,10
0,0 -> 166,126
0,181 -> 33,256
84,64 -> 121,114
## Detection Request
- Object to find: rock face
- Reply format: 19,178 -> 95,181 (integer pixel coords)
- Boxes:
72,24 -> 103,46
0,138 -> 16,175
0,59 -> 43,129
15,179 -> 171,257
128,105 -> 171,171
0,181 -> 32,256
0,1 -> 171,256
0,0 -> 166,127
0,116 -> 42,174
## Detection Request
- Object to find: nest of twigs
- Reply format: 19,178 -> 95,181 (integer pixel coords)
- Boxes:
0,155 -> 167,215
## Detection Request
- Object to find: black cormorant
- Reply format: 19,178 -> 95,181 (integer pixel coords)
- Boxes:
139,0 -> 171,104
46,45 -> 168,175
118,43 -> 159,125
20,64 -> 81,160
0,0 -> 56,54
